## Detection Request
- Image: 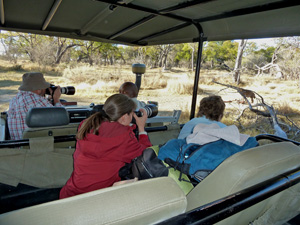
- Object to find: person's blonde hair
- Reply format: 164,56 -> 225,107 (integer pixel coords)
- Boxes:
197,95 -> 225,121
76,94 -> 136,139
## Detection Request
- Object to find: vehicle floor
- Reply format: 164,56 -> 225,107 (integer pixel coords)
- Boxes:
0,183 -> 60,214
285,214 -> 300,225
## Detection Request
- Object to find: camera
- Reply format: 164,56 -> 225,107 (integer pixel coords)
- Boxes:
46,84 -> 76,95
134,104 -> 158,118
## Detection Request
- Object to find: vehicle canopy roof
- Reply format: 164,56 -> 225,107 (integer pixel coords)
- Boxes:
1,0 -> 300,45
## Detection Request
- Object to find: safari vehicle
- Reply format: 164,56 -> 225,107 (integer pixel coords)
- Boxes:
1,0 -> 300,224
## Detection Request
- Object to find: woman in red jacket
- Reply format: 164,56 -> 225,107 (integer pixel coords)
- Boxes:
60,94 -> 152,199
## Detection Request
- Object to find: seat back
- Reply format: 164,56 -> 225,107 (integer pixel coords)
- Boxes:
0,136 -> 74,188
0,177 -> 187,225
148,123 -> 181,146
23,107 -> 78,148
186,142 -> 300,225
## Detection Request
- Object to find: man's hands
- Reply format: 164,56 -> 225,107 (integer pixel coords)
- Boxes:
133,108 -> 147,133
48,86 -> 62,105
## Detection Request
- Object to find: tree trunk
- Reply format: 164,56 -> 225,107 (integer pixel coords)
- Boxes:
233,39 -> 247,84
55,44 -> 77,64
210,60 -> 214,68
189,43 -> 195,72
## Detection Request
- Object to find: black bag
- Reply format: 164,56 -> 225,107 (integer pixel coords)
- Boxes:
119,148 -> 168,180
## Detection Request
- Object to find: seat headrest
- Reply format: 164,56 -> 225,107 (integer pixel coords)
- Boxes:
26,107 -> 69,128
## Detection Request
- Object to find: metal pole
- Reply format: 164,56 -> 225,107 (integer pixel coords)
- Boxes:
0,135 -> 76,148
190,29 -> 204,120
255,134 -> 300,146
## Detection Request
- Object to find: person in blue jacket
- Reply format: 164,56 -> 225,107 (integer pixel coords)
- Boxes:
178,95 -> 226,139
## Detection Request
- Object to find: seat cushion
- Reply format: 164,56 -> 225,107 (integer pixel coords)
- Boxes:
26,107 -> 69,128
186,142 -> 300,225
0,177 -> 187,225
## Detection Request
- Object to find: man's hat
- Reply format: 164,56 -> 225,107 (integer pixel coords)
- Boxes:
18,72 -> 50,91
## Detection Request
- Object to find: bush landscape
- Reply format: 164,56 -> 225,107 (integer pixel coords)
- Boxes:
1,59 -> 300,141
1,33 -> 300,140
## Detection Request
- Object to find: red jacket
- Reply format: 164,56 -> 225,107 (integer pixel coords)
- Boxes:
60,121 -> 151,199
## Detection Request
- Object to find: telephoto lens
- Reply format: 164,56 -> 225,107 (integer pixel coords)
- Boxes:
134,104 -> 158,118
61,86 -> 76,95
45,84 -> 76,95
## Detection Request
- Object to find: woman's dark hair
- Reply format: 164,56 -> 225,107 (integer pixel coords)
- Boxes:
119,82 -> 138,98
197,95 -> 225,121
76,94 -> 136,139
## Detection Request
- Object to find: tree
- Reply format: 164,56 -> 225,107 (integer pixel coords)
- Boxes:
158,44 -> 172,69
203,41 -> 238,68
189,43 -> 197,71
98,43 -> 121,65
53,37 -> 80,64
233,39 -> 247,84
173,43 -> 196,70
0,32 -> 79,65
254,46 -> 275,63
76,41 -> 100,65
0,32 -> 20,63
276,37 -> 300,80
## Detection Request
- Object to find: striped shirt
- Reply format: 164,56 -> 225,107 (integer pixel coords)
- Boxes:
7,91 -> 63,140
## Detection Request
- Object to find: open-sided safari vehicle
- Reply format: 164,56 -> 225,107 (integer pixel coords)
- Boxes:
1,1 -> 300,224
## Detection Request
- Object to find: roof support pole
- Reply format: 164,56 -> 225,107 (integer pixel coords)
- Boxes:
190,31 -> 204,120
0,0 -> 4,25
42,0 -> 63,31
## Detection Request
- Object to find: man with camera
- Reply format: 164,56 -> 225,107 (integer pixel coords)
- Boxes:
7,72 -> 63,140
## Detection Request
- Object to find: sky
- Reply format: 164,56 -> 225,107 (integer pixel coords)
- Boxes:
236,38 -> 277,47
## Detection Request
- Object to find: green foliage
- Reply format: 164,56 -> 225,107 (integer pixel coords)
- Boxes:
202,41 -> 238,66
254,46 -> 275,63
244,41 -> 259,55
175,43 -> 192,61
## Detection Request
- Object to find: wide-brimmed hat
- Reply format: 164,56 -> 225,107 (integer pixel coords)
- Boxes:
18,72 -> 50,91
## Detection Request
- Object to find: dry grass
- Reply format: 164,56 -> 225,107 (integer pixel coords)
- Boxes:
166,76 -> 194,95
2,60 -> 300,140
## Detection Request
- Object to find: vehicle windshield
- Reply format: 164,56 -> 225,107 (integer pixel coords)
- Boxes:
1,33 -> 300,140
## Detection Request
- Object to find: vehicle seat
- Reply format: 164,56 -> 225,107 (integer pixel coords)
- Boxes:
0,136 -> 74,189
186,141 -> 300,225
22,107 -> 78,148
0,177 -> 187,225
148,123 -> 181,146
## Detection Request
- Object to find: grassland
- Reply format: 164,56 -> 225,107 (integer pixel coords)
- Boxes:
1,59 -> 300,140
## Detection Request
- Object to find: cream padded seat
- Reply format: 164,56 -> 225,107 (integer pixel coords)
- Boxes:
0,177 -> 187,225
186,142 -> 300,225
0,136 -> 74,188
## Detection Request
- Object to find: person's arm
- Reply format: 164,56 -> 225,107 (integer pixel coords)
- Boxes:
47,86 -> 63,106
138,133 -> 152,146
52,86 -> 62,105
178,119 -> 195,139
123,110 -> 152,162
122,131 -> 152,163
133,108 -> 147,133
134,108 -> 152,147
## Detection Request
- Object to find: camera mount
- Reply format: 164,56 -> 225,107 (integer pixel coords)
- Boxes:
132,63 -> 146,96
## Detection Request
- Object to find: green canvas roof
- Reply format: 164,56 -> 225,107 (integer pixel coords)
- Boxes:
1,0 -> 300,45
